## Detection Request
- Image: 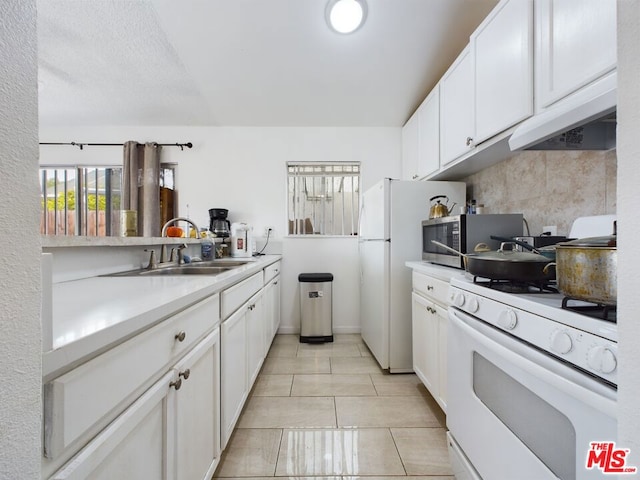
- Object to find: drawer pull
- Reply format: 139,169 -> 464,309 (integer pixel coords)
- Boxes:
179,369 -> 191,380
427,285 -> 434,291
175,331 -> 186,342
274,281 -> 278,285
170,378 -> 182,391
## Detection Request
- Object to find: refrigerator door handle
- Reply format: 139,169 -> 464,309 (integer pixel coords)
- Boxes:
358,241 -> 364,285
358,198 -> 365,239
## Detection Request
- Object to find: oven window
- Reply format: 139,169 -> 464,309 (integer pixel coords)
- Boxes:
473,353 -> 576,480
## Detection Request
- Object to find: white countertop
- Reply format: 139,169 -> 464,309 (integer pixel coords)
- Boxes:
43,255 -> 281,381
405,260 -> 466,283
41,235 -> 202,248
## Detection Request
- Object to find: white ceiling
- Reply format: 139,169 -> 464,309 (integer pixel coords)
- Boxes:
37,0 -> 498,128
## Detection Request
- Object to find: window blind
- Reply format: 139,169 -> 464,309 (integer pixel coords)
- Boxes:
287,163 -> 360,236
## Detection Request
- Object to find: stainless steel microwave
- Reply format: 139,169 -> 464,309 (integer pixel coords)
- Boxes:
422,214 -> 524,268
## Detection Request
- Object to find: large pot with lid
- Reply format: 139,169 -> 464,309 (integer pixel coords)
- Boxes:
551,233 -> 617,305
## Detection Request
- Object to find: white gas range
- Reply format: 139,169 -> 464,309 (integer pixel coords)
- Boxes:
449,274 -> 618,387
445,214 -> 619,480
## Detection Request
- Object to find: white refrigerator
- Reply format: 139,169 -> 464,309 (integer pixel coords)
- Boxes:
359,178 -> 465,372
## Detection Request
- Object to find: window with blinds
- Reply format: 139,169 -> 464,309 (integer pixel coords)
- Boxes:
40,166 -> 122,236
40,165 -> 175,236
287,163 -> 360,236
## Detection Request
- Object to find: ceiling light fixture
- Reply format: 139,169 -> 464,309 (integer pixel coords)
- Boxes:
326,0 -> 367,34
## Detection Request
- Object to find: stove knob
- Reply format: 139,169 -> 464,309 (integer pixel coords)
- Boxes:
454,292 -> 466,307
467,297 -> 479,313
587,346 -> 617,374
497,309 -> 517,330
550,330 -> 573,354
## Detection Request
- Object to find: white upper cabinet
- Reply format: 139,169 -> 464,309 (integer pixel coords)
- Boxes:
417,84 -> 441,178
440,45 -> 475,166
402,85 -> 441,180
473,0 -> 533,144
401,112 -> 419,180
535,0 -> 616,110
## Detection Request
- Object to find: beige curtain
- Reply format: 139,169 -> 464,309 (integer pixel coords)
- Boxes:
122,141 -> 162,236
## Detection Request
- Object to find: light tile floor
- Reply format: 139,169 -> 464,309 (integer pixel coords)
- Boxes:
214,334 -> 453,479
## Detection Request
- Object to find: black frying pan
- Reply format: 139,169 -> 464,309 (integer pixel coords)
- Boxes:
431,240 -> 555,282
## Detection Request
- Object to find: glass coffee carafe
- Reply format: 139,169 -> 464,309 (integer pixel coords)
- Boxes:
209,208 -> 231,237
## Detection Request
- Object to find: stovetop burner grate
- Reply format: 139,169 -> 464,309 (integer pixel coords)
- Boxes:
562,296 -> 617,322
473,277 -> 558,294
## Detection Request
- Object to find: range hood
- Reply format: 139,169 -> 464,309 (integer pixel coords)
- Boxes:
509,72 -> 617,151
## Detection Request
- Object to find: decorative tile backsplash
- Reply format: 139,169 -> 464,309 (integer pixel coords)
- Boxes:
463,149 -> 617,236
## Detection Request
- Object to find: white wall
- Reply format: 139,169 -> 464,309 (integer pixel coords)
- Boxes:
0,1 -> 42,477
40,126 -> 402,332
617,0 -> 640,466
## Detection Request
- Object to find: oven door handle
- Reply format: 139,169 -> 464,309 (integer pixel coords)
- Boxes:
449,308 -> 617,416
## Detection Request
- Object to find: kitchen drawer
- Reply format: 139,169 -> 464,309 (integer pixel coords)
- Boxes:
412,271 -> 450,306
43,293 -> 220,460
263,261 -> 281,284
221,271 -> 263,319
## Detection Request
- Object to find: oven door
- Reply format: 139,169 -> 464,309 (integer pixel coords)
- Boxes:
447,307 -> 617,480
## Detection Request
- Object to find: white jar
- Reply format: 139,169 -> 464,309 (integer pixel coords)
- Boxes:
230,223 -> 253,258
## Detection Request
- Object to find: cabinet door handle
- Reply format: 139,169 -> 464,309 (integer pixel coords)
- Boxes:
170,378 -> 182,391
274,269 -> 279,273
175,331 -> 186,342
466,136 -> 474,146
274,281 -> 278,285
179,369 -> 191,380
412,174 -> 419,179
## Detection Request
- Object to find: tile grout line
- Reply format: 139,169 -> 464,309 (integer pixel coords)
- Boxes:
389,425 -> 409,476
272,427 -> 284,478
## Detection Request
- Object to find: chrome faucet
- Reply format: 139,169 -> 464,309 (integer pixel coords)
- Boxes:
160,217 -> 200,263
161,217 -> 200,238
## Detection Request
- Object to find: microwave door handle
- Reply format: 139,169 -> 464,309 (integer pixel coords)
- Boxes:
449,308 -> 616,416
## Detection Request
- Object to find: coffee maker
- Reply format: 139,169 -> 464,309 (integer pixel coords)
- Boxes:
209,208 -> 231,238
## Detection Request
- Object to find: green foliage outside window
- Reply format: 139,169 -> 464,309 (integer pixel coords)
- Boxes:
42,191 -> 121,211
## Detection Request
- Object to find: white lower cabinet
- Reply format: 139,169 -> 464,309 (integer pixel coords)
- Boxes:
46,259 -> 283,480
412,293 -> 439,396
221,265 -> 282,448
263,276 -> 281,353
270,277 -> 281,341
172,329 -> 221,480
50,373 -> 172,480
221,302 -> 249,449
51,328 -> 221,480
410,272 -> 450,413
247,292 -> 265,390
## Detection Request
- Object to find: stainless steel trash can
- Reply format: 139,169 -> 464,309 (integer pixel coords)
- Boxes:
299,273 -> 333,343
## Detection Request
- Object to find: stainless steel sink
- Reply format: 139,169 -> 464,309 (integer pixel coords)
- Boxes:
138,265 -> 235,276
199,260 -> 254,267
105,259 -> 254,277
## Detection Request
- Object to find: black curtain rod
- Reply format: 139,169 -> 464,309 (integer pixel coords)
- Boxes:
39,141 -> 193,151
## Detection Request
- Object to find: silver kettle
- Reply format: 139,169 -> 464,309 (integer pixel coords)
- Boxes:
429,195 -> 456,219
